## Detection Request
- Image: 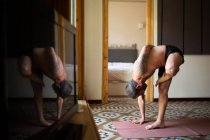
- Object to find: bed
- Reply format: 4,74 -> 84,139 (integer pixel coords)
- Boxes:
65,64 -> 77,95
108,45 -> 138,96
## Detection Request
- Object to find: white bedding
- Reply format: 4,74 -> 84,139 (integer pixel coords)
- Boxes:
65,64 -> 77,83
108,62 -> 133,82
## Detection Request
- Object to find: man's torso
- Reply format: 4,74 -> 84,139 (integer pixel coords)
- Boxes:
132,45 -> 166,81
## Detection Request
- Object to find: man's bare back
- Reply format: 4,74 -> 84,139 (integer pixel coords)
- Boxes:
132,45 -> 165,83
32,47 -> 65,83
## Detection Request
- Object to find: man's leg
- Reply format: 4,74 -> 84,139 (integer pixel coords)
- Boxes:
57,96 -> 63,120
18,55 -> 32,77
18,55 -> 44,85
31,80 -> 52,126
45,47 -> 65,120
33,47 -> 65,120
130,95 -> 145,124
145,79 -> 172,130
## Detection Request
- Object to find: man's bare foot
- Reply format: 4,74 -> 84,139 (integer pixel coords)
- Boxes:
56,116 -> 61,121
39,119 -> 52,127
145,120 -> 165,130
129,118 -> 145,124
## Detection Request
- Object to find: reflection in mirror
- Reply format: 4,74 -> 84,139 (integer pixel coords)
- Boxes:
6,0 -> 78,139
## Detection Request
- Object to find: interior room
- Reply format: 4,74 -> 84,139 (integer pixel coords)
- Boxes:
2,0 -> 210,139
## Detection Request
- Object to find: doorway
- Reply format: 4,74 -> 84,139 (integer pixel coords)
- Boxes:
102,0 -> 154,103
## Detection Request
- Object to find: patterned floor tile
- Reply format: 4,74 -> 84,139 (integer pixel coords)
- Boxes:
97,111 -> 121,119
91,109 -> 103,114
90,97 -> 210,140
103,122 -> 117,132
118,115 -> 140,122
113,109 -> 135,114
98,129 -> 116,140
93,116 -> 108,125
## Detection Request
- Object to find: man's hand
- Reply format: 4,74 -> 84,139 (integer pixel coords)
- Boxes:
155,73 -> 172,86
155,80 -> 159,87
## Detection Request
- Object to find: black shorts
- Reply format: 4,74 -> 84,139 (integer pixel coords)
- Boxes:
158,45 -> 184,77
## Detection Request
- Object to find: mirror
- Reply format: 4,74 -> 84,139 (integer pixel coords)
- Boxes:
6,0 -> 78,139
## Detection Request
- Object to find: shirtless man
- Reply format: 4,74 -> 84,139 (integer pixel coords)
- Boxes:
125,45 -> 184,130
18,47 -> 72,126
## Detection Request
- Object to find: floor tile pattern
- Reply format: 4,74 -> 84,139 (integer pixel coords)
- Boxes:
90,97 -> 210,140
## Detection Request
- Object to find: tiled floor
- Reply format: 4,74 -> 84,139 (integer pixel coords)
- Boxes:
7,97 -> 210,140
90,97 -> 210,140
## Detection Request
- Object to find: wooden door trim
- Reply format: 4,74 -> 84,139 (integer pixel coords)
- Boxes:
76,0 -> 84,99
102,0 -> 109,103
102,0 -> 154,103
145,0 -> 154,102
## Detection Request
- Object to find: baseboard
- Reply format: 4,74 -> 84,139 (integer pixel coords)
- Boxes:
8,97 -> 57,101
154,98 -> 210,102
87,100 -> 102,104
109,95 -> 128,98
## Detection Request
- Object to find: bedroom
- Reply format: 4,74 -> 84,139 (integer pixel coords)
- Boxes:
108,0 -> 146,97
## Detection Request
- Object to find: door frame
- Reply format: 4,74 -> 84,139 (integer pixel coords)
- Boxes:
102,0 -> 154,103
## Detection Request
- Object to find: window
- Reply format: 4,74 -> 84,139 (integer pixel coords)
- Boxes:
71,0 -> 76,27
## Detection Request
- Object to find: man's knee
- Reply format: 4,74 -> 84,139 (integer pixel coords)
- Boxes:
19,65 -> 32,77
165,68 -> 179,77
46,47 -> 55,54
18,56 -> 32,77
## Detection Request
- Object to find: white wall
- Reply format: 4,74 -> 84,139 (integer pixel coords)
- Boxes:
6,59 -> 56,98
84,0 -> 103,100
154,55 -> 210,98
109,1 -> 146,51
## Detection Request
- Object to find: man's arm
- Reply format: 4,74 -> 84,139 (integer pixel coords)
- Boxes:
133,45 -> 154,80
156,52 -> 183,86
155,73 -> 172,86
137,95 -> 145,124
57,96 -> 63,120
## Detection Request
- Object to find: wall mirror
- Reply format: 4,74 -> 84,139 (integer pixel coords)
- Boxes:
5,0 -> 78,139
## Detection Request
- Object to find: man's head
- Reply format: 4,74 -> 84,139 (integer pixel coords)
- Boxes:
52,80 -> 72,98
125,79 -> 147,99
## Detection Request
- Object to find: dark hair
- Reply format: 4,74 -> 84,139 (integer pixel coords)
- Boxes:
52,80 -> 72,98
125,79 -> 147,99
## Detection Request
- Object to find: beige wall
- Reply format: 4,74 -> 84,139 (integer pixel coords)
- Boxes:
84,0 -> 103,100
109,1 -> 146,51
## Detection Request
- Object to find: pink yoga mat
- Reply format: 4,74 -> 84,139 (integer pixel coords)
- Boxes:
112,118 -> 210,138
